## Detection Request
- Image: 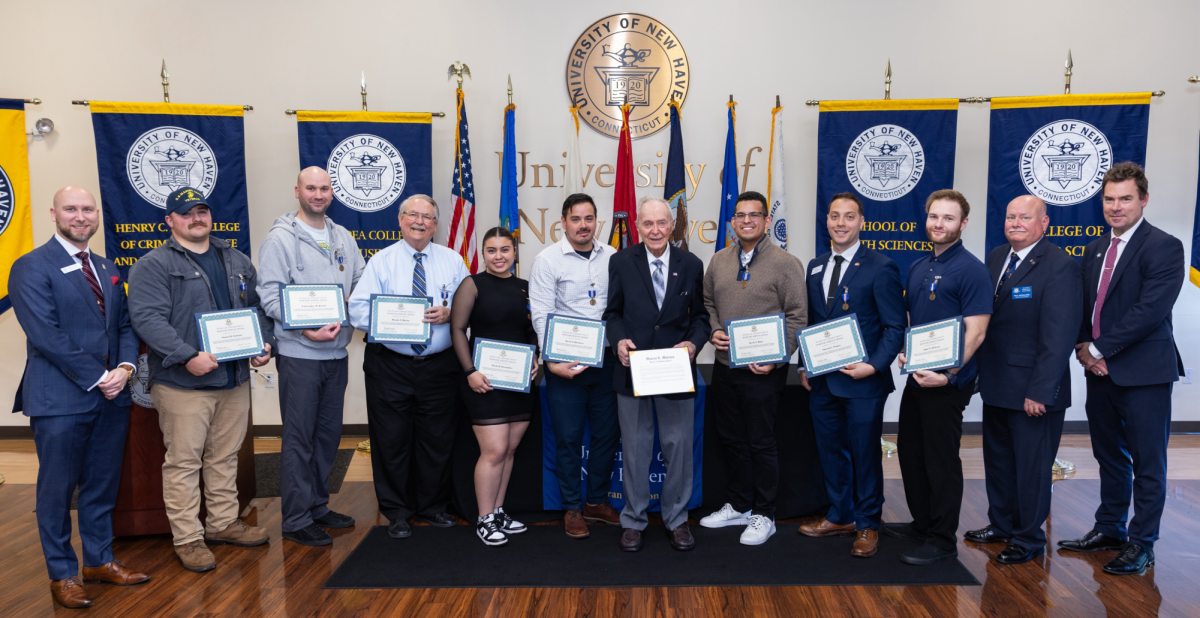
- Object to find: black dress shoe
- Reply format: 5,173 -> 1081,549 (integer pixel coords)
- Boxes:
882,522 -> 928,541
412,513 -> 458,528
1103,543 -> 1154,575
388,519 -> 412,539
283,523 -> 333,546
314,510 -> 356,529
900,543 -> 957,565
666,524 -> 695,551
620,528 -> 643,552
1057,530 -> 1125,553
965,527 -> 1011,544
996,543 -> 1044,565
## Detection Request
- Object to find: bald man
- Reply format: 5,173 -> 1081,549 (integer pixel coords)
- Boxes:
970,195 -> 1082,564
10,187 -> 150,608
257,167 -> 365,546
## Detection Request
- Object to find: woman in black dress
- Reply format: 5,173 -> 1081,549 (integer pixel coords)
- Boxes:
451,227 -> 538,546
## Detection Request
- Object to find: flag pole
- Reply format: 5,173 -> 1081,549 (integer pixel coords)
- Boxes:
361,71 -> 368,112
161,60 -> 169,103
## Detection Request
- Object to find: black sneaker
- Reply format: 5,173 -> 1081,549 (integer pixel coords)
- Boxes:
477,514 -> 508,546
314,510 -> 356,529
413,513 -> 458,528
495,507 -> 526,535
883,522 -> 928,541
283,523 -> 333,546
388,519 -> 412,539
901,542 -> 958,565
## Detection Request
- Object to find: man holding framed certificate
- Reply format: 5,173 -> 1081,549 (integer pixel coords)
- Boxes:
700,191 -> 807,546
128,187 -> 274,573
883,190 -> 992,566
605,197 -> 710,553
796,193 -> 905,559
257,167 -> 365,547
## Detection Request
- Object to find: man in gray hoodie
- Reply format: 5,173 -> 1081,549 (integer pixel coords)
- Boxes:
257,167 -> 366,546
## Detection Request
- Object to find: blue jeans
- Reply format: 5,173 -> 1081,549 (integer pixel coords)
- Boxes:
544,350 -> 620,510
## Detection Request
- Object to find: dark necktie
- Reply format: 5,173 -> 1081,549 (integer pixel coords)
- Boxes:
1092,237 -> 1122,339
826,255 -> 845,311
411,252 -> 427,355
76,252 -> 105,320
995,253 -> 1020,301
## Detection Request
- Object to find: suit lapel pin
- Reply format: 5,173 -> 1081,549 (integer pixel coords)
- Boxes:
854,262 -> 860,266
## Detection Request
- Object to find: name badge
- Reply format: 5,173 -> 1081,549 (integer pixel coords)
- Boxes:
61,263 -> 83,274
811,264 -> 824,275
1011,286 -> 1032,300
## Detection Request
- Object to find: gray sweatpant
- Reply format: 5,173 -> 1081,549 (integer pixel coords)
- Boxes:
616,394 -> 694,531
278,355 -> 348,533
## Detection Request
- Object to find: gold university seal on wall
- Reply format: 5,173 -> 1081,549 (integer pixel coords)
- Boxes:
566,13 -> 690,139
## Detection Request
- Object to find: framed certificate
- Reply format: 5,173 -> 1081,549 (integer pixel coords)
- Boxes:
472,338 -> 536,393
279,284 -> 348,330
368,294 -> 431,345
194,308 -> 266,362
902,316 -> 964,374
797,314 -> 868,377
725,313 -> 789,368
542,313 -> 606,367
629,347 -> 696,397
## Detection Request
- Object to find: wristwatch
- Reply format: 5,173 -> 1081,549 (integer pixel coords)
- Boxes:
940,370 -> 958,387
118,363 -> 137,386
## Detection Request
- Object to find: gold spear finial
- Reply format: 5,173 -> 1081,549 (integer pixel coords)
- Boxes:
447,61 -> 472,90
161,60 -> 170,103
361,70 -> 368,111
507,74 -> 513,105
885,59 -> 892,100
1065,50 -> 1073,95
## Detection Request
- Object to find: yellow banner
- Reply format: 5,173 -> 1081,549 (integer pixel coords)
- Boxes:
0,100 -> 34,311
990,93 -> 1152,110
818,99 -> 960,113
296,111 -> 432,124
87,101 -> 245,117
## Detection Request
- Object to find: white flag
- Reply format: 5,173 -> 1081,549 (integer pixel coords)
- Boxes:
563,106 -> 584,197
767,105 -> 788,250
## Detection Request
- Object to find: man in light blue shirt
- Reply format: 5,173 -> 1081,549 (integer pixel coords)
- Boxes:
348,194 -> 469,539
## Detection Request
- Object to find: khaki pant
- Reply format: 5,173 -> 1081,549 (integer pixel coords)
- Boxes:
152,382 -> 250,545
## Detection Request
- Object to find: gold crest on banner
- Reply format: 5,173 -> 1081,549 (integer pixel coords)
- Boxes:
566,13 -> 690,139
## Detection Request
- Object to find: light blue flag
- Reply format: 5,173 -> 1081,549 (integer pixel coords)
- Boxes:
716,100 -> 738,249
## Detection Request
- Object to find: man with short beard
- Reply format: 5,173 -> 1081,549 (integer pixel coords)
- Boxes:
257,167 -> 366,546
10,186 -> 150,608
128,187 -> 274,573
884,189 -> 992,566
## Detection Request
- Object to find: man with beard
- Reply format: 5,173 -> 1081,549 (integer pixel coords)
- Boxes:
128,187 -> 274,573
257,167 -> 365,546
10,186 -> 151,608
883,189 -> 992,566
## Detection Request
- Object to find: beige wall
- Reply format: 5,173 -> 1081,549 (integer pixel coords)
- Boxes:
3,0 -> 1200,428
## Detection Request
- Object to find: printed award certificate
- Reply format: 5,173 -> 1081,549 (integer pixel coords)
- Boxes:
472,338 -> 536,393
368,294 -> 431,345
725,313 -> 789,368
542,313 -> 606,367
279,284 -> 348,330
902,316 -> 964,374
797,314 -> 868,377
194,308 -> 266,362
629,347 -> 696,397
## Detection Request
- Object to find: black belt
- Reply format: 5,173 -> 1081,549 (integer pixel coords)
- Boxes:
377,344 -> 445,363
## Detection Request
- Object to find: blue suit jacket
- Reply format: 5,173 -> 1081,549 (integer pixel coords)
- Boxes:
604,243 -> 710,400
10,237 -> 138,416
978,240 -> 1082,411
1078,219 -> 1185,387
804,246 -> 906,399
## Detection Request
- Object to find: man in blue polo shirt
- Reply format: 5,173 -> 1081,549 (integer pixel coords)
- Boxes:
883,189 -> 992,565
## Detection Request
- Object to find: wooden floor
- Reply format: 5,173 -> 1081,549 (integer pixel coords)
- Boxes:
2,436 -> 1199,617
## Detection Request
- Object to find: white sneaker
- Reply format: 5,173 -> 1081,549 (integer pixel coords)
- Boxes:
476,514 -> 508,546
699,503 -> 751,529
740,514 -> 776,545
494,507 -> 526,534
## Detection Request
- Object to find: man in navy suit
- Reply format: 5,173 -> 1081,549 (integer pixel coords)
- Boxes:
970,195 -> 1082,564
10,186 -> 151,609
604,196 -> 710,553
1060,162 -> 1186,575
797,192 -> 906,558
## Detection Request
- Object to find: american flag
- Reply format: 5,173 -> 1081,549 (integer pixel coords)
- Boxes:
449,89 -> 478,273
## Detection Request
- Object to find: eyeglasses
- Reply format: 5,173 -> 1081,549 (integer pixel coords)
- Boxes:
403,212 -> 437,222
731,212 -> 765,221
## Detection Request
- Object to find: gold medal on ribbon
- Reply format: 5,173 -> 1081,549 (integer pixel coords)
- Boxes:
590,298 -> 596,306
929,293 -> 936,301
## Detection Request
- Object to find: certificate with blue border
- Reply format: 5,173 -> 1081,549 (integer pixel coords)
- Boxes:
725,313 -> 789,368
797,314 -> 868,377
368,294 -> 431,344
472,338 -> 536,393
542,313 -> 605,367
902,316 -> 964,374
279,284 -> 348,330
193,308 -> 265,362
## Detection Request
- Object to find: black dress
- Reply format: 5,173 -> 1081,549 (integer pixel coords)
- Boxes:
450,272 -> 538,425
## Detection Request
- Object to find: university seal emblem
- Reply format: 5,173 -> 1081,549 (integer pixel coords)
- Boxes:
566,13 -> 690,139
126,127 -> 219,208
846,125 -> 924,201
130,352 -> 152,408
1020,120 -> 1111,206
0,163 -> 13,235
328,134 -> 407,212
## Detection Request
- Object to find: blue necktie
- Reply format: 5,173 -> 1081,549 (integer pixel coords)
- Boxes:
652,259 -> 665,310
995,252 -> 1020,301
411,252 -> 427,355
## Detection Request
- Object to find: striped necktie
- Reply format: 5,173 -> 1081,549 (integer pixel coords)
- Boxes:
76,252 -> 105,320
652,259 -> 665,310
1092,237 -> 1121,340
411,252 -> 427,355
995,252 -> 1020,302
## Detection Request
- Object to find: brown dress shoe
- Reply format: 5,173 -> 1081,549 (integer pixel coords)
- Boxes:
620,528 -> 643,552
582,501 -> 622,526
82,559 -> 151,586
667,523 -> 695,551
50,576 -> 92,609
851,528 -> 879,558
205,519 -> 269,547
798,518 -> 857,537
564,509 -> 590,538
175,540 -> 216,573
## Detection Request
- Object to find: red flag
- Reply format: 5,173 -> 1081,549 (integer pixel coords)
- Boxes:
608,104 -> 639,250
